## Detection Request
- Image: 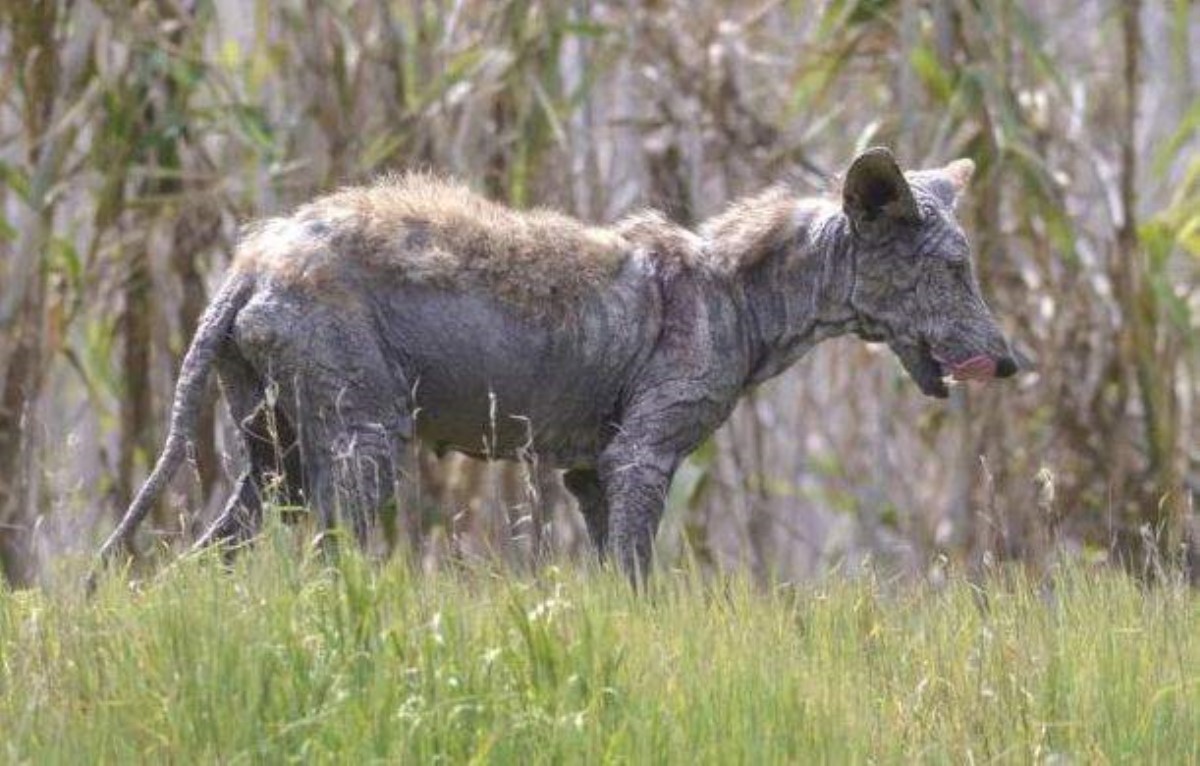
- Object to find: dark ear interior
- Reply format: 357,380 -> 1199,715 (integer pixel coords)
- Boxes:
843,147 -> 919,226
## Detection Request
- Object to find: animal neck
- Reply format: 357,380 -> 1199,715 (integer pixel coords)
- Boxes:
723,196 -> 861,385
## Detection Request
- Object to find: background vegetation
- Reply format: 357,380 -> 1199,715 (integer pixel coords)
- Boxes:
0,0 -> 1197,586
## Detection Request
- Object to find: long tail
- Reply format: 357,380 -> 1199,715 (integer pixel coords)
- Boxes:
94,272 -> 256,568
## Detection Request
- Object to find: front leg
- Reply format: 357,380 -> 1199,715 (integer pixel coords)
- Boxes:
593,264 -> 747,583
598,440 -> 681,584
596,378 -> 741,584
563,467 -> 609,559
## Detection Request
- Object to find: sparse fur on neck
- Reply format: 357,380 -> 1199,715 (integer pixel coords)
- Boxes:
699,188 -> 859,384
700,185 -> 806,271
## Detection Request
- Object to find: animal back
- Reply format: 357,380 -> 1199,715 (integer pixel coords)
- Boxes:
235,174 -> 631,312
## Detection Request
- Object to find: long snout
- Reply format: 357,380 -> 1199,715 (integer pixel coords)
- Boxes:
933,326 -> 1021,383
995,355 -> 1018,378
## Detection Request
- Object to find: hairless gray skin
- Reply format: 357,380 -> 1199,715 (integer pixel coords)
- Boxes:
94,147 -> 1019,584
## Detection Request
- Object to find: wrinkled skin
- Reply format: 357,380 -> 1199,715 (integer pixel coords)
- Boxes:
96,148 -> 1018,585
842,150 -> 1017,398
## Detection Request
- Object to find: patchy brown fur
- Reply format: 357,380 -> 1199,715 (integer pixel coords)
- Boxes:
612,210 -> 705,269
234,173 -> 632,309
699,185 -> 804,271
233,173 -> 826,310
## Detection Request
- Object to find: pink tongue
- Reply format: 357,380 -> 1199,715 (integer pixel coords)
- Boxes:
949,355 -> 996,381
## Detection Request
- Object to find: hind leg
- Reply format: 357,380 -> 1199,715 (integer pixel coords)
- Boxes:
297,374 -> 410,549
229,291 -> 413,549
193,350 -> 304,551
270,317 -> 410,547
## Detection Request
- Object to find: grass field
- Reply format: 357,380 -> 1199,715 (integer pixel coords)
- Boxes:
1,529 -> 1196,764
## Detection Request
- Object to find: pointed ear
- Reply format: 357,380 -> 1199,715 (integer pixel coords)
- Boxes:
843,147 -> 919,230
943,158 -> 975,194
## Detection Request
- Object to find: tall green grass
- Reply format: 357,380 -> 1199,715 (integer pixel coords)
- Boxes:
1,529 -> 1196,763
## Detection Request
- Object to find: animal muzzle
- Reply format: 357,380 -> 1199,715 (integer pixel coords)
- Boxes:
939,353 -> 1019,381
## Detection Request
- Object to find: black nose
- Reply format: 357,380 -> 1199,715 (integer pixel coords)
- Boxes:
995,356 -> 1018,378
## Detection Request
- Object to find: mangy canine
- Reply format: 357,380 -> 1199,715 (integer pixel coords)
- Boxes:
97,148 -> 1019,582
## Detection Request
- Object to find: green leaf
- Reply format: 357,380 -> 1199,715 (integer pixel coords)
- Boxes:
46,235 -> 82,290
1149,272 -> 1193,340
1151,99 -> 1200,179
0,215 -> 15,244
231,104 -> 276,156
560,20 -> 608,38
0,161 -> 33,204
909,45 -> 954,104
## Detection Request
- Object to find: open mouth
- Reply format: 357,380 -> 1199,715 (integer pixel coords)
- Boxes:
916,347 -> 951,399
932,352 -> 998,382
892,341 -> 1001,399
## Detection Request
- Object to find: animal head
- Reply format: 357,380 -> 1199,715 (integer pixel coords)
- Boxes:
842,147 -> 1018,398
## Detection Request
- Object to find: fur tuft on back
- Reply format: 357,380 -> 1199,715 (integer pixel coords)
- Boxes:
699,185 -> 806,271
234,173 -> 631,311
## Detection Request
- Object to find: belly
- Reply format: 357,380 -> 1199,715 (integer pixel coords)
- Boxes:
411,366 -> 620,465
378,284 -> 656,467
